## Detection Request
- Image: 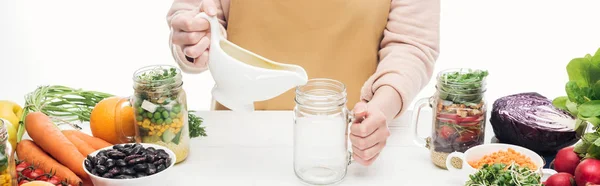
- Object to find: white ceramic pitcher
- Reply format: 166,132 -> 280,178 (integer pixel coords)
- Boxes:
196,12 -> 309,112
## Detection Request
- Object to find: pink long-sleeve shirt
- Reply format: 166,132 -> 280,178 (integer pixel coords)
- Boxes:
168,0 -> 440,117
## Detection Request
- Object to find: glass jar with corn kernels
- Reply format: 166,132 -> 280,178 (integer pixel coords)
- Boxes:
410,69 -> 488,169
116,65 -> 190,164
0,119 -> 16,186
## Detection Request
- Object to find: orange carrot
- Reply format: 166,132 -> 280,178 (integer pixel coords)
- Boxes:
17,140 -> 83,186
62,130 -> 112,149
25,112 -> 89,180
63,131 -> 96,156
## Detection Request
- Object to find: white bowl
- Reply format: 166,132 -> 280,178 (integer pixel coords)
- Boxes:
83,143 -> 176,186
445,143 -> 557,182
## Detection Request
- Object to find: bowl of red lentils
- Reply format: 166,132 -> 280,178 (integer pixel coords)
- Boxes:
444,143 -> 557,180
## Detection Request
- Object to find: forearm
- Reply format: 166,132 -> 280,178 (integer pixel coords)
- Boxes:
368,86 -> 402,122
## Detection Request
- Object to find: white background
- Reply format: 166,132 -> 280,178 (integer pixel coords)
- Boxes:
2,0 -> 600,112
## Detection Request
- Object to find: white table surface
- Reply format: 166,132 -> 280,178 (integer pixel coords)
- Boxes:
136,110 -> 489,186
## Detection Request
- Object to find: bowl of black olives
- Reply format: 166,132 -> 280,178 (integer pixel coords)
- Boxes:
83,143 -> 176,186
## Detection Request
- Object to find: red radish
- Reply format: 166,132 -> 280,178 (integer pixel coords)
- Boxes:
553,146 -> 581,175
575,158 -> 600,186
544,172 -> 576,186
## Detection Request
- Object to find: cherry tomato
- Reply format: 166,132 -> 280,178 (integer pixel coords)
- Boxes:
438,126 -> 456,139
47,175 -> 61,185
19,179 -> 29,185
16,162 -> 30,172
29,169 -> 44,180
36,174 -> 49,181
21,168 -> 33,179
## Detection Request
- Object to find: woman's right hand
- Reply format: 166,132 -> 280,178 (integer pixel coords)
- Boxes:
169,0 -> 218,67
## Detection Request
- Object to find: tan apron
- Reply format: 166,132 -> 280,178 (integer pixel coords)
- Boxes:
214,0 -> 391,110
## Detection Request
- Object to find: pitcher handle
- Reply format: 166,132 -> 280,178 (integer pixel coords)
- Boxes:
410,97 -> 431,147
195,12 -> 222,47
114,97 -> 138,143
445,152 -> 466,172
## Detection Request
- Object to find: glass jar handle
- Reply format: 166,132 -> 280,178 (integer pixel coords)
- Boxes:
346,108 -> 357,165
410,97 -> 432,148
114,97 -> 138,143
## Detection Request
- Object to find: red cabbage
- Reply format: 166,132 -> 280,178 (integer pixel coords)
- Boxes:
490,92 -> 580,153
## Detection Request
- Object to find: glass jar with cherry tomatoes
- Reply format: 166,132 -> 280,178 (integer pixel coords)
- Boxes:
411,68 -> 488,169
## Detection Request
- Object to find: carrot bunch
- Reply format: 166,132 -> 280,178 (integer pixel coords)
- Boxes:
17,112 -> 114,186
468,148 -> 537,170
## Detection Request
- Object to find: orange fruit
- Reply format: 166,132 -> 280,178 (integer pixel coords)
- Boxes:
90,97 -> 136,144
21,181 -> 56,186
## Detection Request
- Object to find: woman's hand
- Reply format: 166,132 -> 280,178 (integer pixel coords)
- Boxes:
349,101 -> 391,166
168,0 -> 218,67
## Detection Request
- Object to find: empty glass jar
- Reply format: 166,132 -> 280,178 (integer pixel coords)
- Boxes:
293,78 -> 353,185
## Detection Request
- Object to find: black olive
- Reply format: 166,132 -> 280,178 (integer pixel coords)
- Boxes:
96,165 -> 107,174
108,167 -> 121,175
146,154 -> 156,163
116,159 -> 127,167
153,159 -> 165,166
128,157 -> 147,165
86,155 -> 95,162
98,150 -> 107,158
146,163 -> 157,175
124,154 -> 143,162
108,151 -> 127,159
165,158 -> 172,167
156,149 -> 166,154
91,168 -> 99,176
105,159 -> 116,168
121,167 -> 136,175
84,160 -> 93,172
131,145 -> 143,155
114,175 -> 135,179
135,172 -> 147,178
133,163 -> 148,172
157,151 -> 169,159
101,172 -> 114,178
96,156 -> 108,166
123,148 -> 133,155
124,144 -> 133,148
157,164 -> 166,172
146,147 -> 156,154
113,144 -> 125,151
132,143 -> 142,149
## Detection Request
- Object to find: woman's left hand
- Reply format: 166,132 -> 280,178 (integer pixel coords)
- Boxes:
349,101 -> 391,166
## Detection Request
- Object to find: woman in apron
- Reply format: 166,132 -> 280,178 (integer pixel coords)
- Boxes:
167,0 -> 440,166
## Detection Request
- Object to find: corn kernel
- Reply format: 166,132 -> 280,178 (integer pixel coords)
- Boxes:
149,131 -> 154,135
143,119 -> 150,125
137,122 -> 142,126
173,119 -> 180,124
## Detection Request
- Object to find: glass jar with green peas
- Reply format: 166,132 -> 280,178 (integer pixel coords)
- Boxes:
115,65 -> 190,164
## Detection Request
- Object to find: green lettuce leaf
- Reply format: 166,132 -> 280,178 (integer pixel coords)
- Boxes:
567,57 -> 592,87
592,48 -> 600,64
574,141 -> 590,154
552,96 -> 569,111
584,132 -> 600,143
578,100 -> 600,118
